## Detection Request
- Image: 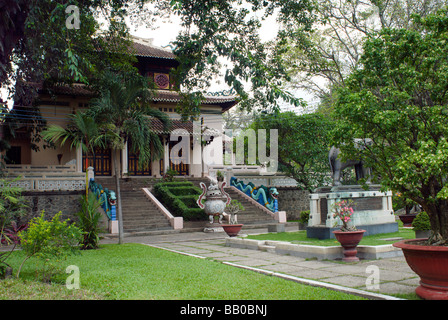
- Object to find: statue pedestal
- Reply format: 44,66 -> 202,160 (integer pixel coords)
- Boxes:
204,222 -> 224,233
307,185 -> 398,239
203,215 -> 225,233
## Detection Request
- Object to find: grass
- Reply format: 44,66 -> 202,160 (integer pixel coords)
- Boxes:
1,243 -> 365,300
246,228 -> 415,246
0,278 -> 103,300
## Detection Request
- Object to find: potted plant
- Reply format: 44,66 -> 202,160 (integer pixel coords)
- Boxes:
397,194 -> 419,227
412,212 -> 431,239
332,200 -> 365,262
222,200 -> 244,237
216,170 -> 224,182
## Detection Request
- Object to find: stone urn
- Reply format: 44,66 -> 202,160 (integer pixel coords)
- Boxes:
333,229 -> 366,262
197,181 -> 231,232
399,213 -> 417,227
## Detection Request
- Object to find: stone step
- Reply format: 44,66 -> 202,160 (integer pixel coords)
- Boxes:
124,220 -> 170,228
124,224 -> 171,231
122,214 -> 170,221
95,177 -> 278,230
93,178 -> 172,232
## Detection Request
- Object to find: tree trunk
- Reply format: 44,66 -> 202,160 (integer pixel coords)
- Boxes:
113,150 -> 124,244
424,200 -> 448,245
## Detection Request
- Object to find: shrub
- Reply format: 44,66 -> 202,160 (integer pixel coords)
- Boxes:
76,193 -> 104,250
412,212 -> 431,231
163,169 -> 179,182
17,211 -> 83,280
0,178 -> 29,245
299,210 -> 310,225
0,178 -> 29,278
153,182 -> 206,221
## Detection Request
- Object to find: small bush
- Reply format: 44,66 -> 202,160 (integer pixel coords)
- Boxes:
153,182 -> 206,221
168,187 -> 201,196
412,212 -> 431,231
17,211 -> 83,280
162,169 -> 179,182
299,210 -> 310,224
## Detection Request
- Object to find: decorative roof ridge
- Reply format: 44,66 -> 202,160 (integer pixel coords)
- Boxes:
129,35 -> 176,60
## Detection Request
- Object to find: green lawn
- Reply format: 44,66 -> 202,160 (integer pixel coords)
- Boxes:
2,243 -> 364,300
246,228 -> 414,246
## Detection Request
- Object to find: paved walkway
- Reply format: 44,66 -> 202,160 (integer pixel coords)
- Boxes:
100,226 -> 419,300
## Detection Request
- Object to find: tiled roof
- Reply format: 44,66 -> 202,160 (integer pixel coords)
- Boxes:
131,41 -> 176,60
152,90 -> 237,112
150,118 -> 221,137
25,82 -> 95,97
150,118 -> 193,135
26,82 -> 237,111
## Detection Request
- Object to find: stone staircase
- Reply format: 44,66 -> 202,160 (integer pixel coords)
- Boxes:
94,176 -> 278,233
94,178 -> 171,233
224,187 -> 277,226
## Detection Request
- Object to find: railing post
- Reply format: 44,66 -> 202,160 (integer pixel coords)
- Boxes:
87,166 -> 94,181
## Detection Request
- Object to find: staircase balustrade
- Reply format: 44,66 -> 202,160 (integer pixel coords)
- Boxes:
89,179 -> 116,221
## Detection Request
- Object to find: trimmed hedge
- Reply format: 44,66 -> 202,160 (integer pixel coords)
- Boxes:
153,182 -> 207,221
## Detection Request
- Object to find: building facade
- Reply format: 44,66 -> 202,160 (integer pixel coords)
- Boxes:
3,36 -> 237,180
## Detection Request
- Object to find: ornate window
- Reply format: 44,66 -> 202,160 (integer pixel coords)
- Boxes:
154,73 -> 170,89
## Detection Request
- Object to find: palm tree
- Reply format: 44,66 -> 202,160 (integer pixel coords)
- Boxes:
41,111 -> 112,199
88,71 -> 170,244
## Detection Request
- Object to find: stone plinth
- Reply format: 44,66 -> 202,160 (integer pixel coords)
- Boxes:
307,185 -> 397,239
203,222 -> 224,233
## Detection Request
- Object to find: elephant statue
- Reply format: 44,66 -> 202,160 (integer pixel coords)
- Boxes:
329,138 -> 373,186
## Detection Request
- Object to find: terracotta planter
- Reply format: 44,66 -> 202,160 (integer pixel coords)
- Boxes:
393,239 -> 448,300
333,230 -> 366,262
222,224 -> 243,237
399,213 -> 417,227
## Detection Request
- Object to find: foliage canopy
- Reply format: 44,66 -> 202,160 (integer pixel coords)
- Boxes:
332,9 -> 448,245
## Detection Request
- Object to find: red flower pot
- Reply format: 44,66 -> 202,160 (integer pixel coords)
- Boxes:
393,239 -> 448,300
398,214 -> 417,227
222,224 -> 243,237
333,230 -> 366,262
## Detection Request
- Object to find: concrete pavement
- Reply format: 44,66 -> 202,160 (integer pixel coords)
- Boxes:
100,225 -> 420,300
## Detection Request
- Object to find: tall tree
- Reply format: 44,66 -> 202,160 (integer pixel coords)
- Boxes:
332,9 -> 448,245
168,0 -> 315,119
1,0 -> 146,155
251,111 -> 332,192
279,0 -> 448,112
88,72 -> 170,244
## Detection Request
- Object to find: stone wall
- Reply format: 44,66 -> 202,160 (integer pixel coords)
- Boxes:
276,186 -> 309,221
22,190 -> 109,230
23,191 -> 84,221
